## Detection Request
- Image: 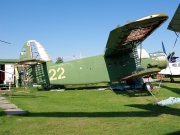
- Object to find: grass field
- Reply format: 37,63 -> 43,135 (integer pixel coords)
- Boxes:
0,82 -> 180,135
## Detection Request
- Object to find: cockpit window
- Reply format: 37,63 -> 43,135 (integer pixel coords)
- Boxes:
156,52 -> 165,56
149,52 -> 166,57
172,63 -> 177,67
149,53 -> 156,57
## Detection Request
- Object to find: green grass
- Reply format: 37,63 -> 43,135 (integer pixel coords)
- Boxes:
0,82 -> 180,135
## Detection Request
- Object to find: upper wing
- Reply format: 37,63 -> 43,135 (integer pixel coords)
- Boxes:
105,14 -> 168,57
167,4 -> 180,32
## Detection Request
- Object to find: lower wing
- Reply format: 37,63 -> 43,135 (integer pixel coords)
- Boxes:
119,68 -> 161,81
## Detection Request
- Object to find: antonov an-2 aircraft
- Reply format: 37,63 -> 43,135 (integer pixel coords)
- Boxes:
16,13 -> 169,90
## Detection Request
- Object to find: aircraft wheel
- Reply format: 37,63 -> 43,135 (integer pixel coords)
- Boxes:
142,82 -> 152,91
170,78 -> 175,83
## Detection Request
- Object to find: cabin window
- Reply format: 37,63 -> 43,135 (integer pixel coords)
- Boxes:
172,64 -> 177,67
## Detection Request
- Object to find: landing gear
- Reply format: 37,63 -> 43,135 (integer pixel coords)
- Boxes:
170,75 -> 174,83
142,82 -> 153,91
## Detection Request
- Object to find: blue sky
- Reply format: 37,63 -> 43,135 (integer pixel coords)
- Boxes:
0,0 -> 180,62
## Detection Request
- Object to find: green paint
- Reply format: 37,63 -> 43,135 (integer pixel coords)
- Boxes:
17,13 -> 168,87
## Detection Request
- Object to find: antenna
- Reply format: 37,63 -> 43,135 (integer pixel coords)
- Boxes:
0,40 -> 11,44
0,24 -> 11,44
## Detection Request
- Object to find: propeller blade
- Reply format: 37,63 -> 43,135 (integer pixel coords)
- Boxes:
162,41 -> 167,55
169,56 -> 179,63
167,52 -> 175,61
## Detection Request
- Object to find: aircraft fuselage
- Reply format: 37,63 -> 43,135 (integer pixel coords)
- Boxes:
46,53 -> 136,85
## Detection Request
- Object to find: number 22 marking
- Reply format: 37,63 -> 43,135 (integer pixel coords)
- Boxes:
57,67 -> 65,79
49,67 -> 66,81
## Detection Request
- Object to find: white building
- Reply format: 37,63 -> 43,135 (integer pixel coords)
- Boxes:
0,59 -> 18,85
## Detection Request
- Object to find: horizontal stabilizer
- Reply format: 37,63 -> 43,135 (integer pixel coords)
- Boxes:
16,59 -> 47,65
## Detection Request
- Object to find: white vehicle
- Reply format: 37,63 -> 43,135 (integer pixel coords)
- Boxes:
158,62 -> 180,75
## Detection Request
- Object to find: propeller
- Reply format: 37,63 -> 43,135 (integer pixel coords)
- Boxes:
161,42 -> 179,82
162,42 -> 179,62
167,52 -> 179,63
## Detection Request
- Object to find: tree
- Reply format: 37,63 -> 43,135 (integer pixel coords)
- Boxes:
55,57 -> 63,64
116,24 -> 121,28
126,20 -> 131,24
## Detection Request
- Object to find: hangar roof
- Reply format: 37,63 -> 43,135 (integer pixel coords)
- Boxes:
0,59 -> 18,64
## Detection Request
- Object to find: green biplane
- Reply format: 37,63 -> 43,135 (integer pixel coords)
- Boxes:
16,13 -> 169,90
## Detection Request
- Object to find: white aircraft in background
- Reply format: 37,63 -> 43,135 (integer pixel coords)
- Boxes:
158,62 -> 180,75
158,48 -> 180,82
158,4 -> 180,82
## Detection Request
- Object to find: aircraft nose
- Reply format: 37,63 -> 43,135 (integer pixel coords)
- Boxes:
149,52 -> 168,69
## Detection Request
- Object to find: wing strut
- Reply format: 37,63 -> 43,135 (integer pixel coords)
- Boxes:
173,31 -> 179,48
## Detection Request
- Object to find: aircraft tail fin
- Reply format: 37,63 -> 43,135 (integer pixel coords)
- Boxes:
16,40 -> 52,87
18,40 -> 52,64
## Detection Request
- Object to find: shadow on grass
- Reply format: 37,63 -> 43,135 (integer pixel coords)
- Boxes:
23,104 -> 180,118
113,90 -> 150,97
0,110 -> 6,117
161,84 -> 180,95
9,95 -> 47,98
163,80 -> 180,83
165,130 -> 180,135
